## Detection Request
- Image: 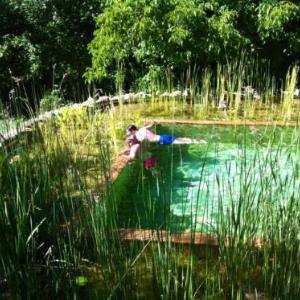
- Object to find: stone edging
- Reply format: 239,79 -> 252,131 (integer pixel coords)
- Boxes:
0,109 -> 62,147
2,103 -> 297,147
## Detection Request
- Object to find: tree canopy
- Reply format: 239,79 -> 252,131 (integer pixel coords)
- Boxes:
87,0 -> 300,89
0,0 -> 104,104
1,0 -> 300,105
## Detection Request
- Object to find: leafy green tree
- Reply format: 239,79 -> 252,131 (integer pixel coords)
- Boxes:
86,0 -> 249,88
87,0 -> 300,90
0,1 -> 39,87
257,0 -> 300,72
1,0 -> 300,106
0,0 -> 104,107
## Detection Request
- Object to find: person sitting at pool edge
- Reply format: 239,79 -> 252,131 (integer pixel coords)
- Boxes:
126,124 -> 207,145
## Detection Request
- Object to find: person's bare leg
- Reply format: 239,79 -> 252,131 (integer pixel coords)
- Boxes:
173,138 -> 207,144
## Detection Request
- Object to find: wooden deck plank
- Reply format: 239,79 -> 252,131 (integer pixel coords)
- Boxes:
147,119 -> 298,127
119,228 -> 218,245
118,228 -> 264,248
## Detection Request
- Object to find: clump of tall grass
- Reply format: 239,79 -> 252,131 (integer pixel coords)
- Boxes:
282,65 -> 299,120
139,59 -> 299,122
209,125 -> 300,298
1,91 -> 300,299
0,101 -> 148,298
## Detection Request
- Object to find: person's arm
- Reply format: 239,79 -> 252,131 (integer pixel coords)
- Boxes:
143,120 -> 155,129
129,144 -> 140,159
120,143 -> 140,160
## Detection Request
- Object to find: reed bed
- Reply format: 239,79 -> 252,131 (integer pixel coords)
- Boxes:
0,61 -> 300,298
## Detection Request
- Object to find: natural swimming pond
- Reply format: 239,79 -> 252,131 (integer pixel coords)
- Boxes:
2,116 -> 300,299
114,124 -> 300,233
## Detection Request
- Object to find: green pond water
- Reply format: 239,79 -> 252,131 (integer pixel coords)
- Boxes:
113,124 -> 300,232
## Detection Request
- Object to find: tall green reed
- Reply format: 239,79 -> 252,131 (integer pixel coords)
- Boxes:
1,97 -> 300,299
282,65 -> 299,120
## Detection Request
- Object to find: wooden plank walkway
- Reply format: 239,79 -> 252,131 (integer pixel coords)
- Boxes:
118,228 -> 265,248
147,119 -> 298,127
111,153 -> 129,183
119,228 -> 218,245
